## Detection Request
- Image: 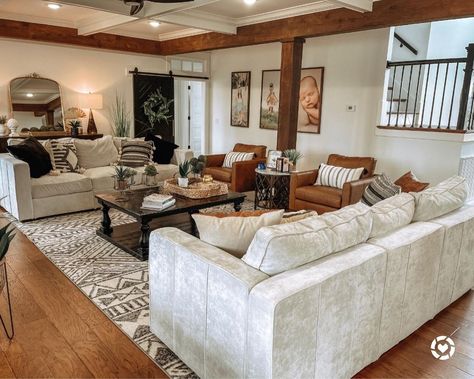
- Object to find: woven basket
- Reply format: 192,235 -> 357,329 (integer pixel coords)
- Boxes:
163,178 -> 229,199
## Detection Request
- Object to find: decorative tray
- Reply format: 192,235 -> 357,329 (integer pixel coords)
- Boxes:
163,178 -> 229,199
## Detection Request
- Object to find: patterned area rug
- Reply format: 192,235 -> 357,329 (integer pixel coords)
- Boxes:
5,200 -> 254,379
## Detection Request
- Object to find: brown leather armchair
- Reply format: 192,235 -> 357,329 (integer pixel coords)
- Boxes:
203,143 -> 267,193
289,154 -> 377,214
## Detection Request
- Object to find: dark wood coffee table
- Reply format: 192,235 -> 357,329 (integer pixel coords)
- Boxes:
95,188 -> 246,261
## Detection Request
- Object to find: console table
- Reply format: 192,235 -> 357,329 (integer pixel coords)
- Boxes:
0,132 -> 103,153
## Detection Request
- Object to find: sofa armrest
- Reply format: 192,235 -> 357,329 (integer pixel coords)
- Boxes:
205,154 -> 226,168
289,169 -> 318,210
0,154 -> 34,221
149,228 -> 268,377
231,158 -> 266,193
341,176 -> 375,207
171,148 -> 194,166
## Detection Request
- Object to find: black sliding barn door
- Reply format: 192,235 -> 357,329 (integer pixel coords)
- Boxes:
133,74 -> 175,142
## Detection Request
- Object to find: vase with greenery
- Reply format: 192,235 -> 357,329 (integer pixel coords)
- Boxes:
144,164 -> 158,186
178,160 -> 190,188
111,93 -> 131,137
283,149 -> 303,170
143,89 -> 174,134
68,120 -> 81,137
0,223 -> 15,263
189,155 -> 207,178
113,166 -> 137,201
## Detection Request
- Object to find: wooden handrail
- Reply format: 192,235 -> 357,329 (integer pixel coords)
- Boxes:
394,32 -> 418,56
387,57 -> 466,68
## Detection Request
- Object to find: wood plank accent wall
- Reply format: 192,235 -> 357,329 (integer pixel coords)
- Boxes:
159,0 -> 474,55
277,38 -> 305,151
0,19 -> 161,55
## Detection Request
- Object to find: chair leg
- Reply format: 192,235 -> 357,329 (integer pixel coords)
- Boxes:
0,264 -> 14,339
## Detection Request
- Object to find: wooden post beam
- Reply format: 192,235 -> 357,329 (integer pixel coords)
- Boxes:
277,38 -> 305,151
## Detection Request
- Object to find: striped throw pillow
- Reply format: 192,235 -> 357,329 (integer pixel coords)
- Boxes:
315,163 -> 364,189
222,152 -> 254,168
361,174 -> 401,206
119,140 -> 154,167
50,140 -> 79,172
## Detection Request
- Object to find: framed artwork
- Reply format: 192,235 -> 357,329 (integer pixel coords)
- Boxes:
259,70 -> 281,130
231,71 -> 251,127
267,150 -> 282,169
298,67 -> 324,134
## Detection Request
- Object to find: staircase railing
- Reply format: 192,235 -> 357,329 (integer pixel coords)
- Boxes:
382,43 -> 474,132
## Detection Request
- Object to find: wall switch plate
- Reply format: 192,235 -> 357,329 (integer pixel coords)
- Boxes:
346,105 -> 356,112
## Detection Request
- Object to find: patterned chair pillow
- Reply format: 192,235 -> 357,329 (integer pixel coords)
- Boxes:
315,163 -> 364,189
222,152 -> 254,168
50,139 -> 79,173
118,140 -> 154,167
361,173 -> 401,206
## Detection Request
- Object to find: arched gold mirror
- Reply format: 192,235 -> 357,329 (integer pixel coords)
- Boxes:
9,74 -> 65,133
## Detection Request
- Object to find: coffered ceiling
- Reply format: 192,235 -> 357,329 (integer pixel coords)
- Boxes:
0,0 -> 374,41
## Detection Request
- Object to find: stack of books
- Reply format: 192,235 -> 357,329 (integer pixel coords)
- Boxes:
142,193 -> 176,211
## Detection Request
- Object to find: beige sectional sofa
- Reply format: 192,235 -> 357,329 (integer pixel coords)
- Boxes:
149,176 -> 474,379
0,136 -> 192,221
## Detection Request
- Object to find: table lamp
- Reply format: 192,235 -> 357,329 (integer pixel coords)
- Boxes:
78,93 -> 103,134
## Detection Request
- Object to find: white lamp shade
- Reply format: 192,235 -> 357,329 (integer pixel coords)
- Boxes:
78,93 -> 103,110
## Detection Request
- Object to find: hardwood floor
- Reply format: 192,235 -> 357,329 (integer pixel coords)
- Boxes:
0,214 -> 473,378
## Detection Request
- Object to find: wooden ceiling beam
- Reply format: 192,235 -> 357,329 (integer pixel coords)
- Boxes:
0,18 -> 161,55
159,0 -> 474,55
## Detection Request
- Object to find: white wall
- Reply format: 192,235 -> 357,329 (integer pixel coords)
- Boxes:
427,18 -> 474,59
0,39 -> 166,135
210,29 -> 390,171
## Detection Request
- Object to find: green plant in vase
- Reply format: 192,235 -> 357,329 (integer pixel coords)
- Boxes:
113,166 -> 137,200
68,120 -> 81,137
189,155 -> 207,179
283,149 -> 303,171
178,160 -> 191,188
144,164 -> 158,186
0,223 -> 15,262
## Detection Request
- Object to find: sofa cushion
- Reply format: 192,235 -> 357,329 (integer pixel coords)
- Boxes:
412,175 -> 467,222
145,133 -> 179,164
223,152 -> 254,168
327,154 -> 376,178
295,185 -> 342,209
369,193 -> 415,238
50,139 -> 79,173
233,143 -> 266,159
204,167 -> 232,183
31,173 -> 92,199
7,137 -> 53,178
315,163 -> 364,189
118,140 -> 154,168
82,166 -> 116,191
193,210 -> 284,258
361,173 -> 401,206
74,136 -> 119,169
243,215 -> 333,275
395,171 -> 429,193
319,202 -> 372,253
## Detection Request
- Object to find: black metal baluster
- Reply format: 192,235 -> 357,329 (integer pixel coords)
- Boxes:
447,62 -> 460,130
438,63 -> 450,129
429,63 -> 440,128
396,66 -> 405,126
404,65 -> 414,127
468,78 -> 474,130
412,64 -> 422,128
388,66 -> 397,127
421,64 -> 432,128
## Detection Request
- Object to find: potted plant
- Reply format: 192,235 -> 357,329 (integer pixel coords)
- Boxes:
113,166 -> 137,201
144,164 -> 158,186
0,115 -> 7,136
178,160 -> 191,188
189,155 -> 207,179
68,120 -> 81,137
283,149 -> 303,171
0,222 -> 15,263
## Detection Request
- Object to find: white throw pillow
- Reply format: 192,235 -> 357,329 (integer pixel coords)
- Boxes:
319,202 -> 372,253
315,163 -> 364,189
412,176 -> 467,222
222,152 -> 254,168
369,193 -> 415,238
192,210 -> 284,257
243,215 -> 333,276
74,135 -> 119,169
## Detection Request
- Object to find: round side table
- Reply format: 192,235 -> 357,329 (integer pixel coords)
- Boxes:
254,169 -> 291,210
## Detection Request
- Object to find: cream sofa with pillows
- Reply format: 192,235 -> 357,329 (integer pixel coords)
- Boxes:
0,135 -> 192,221
149,175 -> 474,379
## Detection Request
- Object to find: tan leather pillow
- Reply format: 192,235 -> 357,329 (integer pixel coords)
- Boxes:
395,171 -> 429,193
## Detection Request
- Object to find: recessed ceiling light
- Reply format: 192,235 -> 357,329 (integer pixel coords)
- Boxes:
47,3 -> 62,10
149,20 -> 160,28
26,93 -> 34,98
243,0 -> 256,5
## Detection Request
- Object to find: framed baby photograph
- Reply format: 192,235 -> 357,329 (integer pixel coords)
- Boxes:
260,70 -> 281,130
230,71 -> 251,127
298,67 -> 324,134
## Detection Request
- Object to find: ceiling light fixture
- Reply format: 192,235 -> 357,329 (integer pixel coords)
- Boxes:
47,3 -> 62,10
149,20 -> 161,28
243,0 -> 256,5
26,93 -> 34,98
